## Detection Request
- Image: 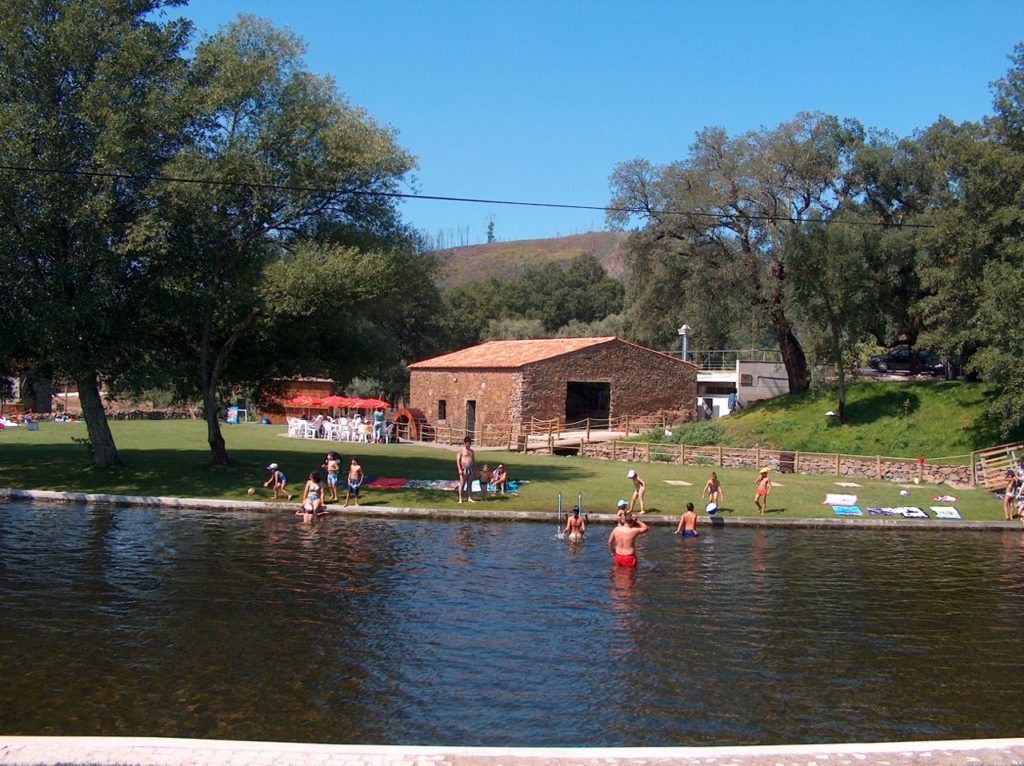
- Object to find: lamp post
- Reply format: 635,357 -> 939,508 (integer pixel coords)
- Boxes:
678,324 -> 690,362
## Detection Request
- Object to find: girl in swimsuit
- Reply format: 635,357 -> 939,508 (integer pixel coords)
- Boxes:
299,471 -> 326,521
754,468 -> 772,515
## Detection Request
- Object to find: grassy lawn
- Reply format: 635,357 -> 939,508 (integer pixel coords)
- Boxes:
0,419 -> 1010,522
655,379 -> 1019,460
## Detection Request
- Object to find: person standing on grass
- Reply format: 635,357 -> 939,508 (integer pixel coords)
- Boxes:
675,502 -> 698,537
608,512 -> 648,568
323,451 -> 341,502
456,437 -> 482,503
263,463 -> 292,501
344,458 -> 364,507
702,471 -> 723,506
626,469 -> 647,514
754,467 -> 772,515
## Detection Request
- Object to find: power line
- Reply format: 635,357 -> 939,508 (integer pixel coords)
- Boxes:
0,163 -> 935,229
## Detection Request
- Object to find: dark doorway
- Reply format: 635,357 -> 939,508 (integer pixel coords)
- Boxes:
465,400 -> 476,439
565,382 -> 610,426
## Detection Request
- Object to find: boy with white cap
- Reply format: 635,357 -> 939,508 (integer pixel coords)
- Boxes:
626,468 -> 647,514
263,463 -> 292,501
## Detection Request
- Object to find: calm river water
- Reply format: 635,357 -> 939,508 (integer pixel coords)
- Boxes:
1,502 -> 1023,747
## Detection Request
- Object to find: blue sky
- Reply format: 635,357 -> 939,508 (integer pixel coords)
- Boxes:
178,1 -> 1024,245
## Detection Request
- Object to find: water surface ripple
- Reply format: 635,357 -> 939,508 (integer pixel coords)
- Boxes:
1,503 -> 1022,746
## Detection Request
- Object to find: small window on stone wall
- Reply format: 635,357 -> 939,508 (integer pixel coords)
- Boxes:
438,399 -> 447,421
740,374 -> 753,387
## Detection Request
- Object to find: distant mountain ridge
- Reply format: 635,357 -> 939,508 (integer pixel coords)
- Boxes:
433,230 -> 630,288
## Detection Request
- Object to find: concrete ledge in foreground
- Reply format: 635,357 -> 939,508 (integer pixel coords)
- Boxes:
3,736 -> 1024,766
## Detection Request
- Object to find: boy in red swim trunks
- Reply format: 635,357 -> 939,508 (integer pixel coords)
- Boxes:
608,511 -> 648,567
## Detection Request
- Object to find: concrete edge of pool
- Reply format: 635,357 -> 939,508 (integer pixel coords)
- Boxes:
1,487 -> 1021,531
3,736 -> 1024,766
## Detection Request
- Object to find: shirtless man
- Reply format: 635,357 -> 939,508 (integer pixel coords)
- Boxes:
626,469 -> 647,514
702,471 -> 723,506
754,467 -> 772,515
608,511 -> 649,568
456,437 -> 482,503
563,506 -> 586,542
343,458 -> 364,508
675,502 -> 698,537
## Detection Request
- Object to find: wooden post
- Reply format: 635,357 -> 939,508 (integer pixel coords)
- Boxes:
835,453 -> 840,475
795,451 -> 800,474
970,450 -> 977,487
646,442 -> 651,462
586,418 -> 591,442
756,446 -> 761,468
718,444 -> 723,466
876,455 -> 882,480
625,414 -> 630,436
611,440 -> 617,460
682,444 -> 687,464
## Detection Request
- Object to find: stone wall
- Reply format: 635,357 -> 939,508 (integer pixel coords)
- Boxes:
522,340 -> 696,422
581,441 -> 973,486
409,339 -> 697,444
409,369 -> 520,439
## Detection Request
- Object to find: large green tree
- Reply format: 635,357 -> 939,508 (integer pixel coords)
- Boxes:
130,15 -> 418,465
607,113 -> 868,394
918,43 -> 1024,430
0,0 -> 191,465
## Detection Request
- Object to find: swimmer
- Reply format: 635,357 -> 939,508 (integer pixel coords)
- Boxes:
702,471 -> 723,506
563,505 -> 586,542
608,511 -> 648,568
675,502 -> 699,537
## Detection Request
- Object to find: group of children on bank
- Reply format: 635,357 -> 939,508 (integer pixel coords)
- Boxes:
568,467 -> 775,568
262,451 -> 365,523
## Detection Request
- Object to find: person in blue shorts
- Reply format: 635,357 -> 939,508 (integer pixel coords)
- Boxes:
323,451 -> 341,502
344,458 -> 364,507
263,463 -> 292,501
675,502 -> 698,537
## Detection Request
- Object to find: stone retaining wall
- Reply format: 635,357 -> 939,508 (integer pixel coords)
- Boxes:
581,441 -> 973,485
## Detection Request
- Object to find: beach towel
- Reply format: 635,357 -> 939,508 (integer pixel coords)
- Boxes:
930,506 -> 962,520
824,493 -> 858,506
931,495 -> 957,503
834,482 -> 861,487
867,506 -> 928,518
363,477 -> 408,489
832,505 -> 862,516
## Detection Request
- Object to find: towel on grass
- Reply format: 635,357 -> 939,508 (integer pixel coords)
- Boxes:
868,506 -> 928,518
363,477 -> 408,489
932,495 -> 958,502
930,506 -> 962,520
834,482 -> 861,487
832,505 -> 863,516
824,493 -> 858,506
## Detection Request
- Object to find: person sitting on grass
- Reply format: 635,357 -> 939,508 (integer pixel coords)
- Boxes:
298,471 -> 327,522
491,463 -> 510,494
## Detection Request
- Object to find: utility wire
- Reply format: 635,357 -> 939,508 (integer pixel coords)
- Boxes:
0,163 -> 935,229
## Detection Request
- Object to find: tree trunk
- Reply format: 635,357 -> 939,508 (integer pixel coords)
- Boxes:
204,384 -> 229,466
831,321 -> 847,424
76,371 -> 121,467
766,261 -> 810,395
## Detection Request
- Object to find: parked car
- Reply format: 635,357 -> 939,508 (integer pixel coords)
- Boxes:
867,348 -> 946,376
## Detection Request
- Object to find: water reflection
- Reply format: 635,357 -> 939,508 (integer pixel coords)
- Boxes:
1,503 -> 1023,747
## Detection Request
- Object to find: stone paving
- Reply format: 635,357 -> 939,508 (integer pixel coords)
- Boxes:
2,737 -> 1024,766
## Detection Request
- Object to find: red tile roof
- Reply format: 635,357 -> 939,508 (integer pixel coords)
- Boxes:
409,337 -> 621,369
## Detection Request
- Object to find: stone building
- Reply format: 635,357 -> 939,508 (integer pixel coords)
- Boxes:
407,336 -> 697,440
